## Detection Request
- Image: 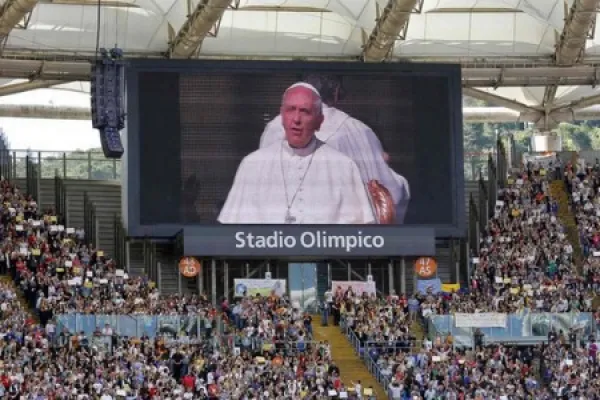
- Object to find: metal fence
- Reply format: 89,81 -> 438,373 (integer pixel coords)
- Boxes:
465,139 -> 508,270
1,149 -> 120,180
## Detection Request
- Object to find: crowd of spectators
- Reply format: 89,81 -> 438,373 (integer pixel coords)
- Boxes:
337,285 -> 551,399
408,162 -> 592,324
2,278 -> 356,398
5,151 -> 600,399
570,157 -> 600,299
541,327 -> 600,399
334,286 -> 416,352
331,159 -> 600,399
379,342 -> 545,399
0,178 -> 366,399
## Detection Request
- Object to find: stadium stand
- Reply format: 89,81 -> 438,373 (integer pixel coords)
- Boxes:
0,177 -> 381,398
3,154 -> 600,399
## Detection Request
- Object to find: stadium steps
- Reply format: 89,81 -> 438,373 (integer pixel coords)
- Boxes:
0,275 -> 40,323
410,319 -> 427,354
59,179 -> 121,259
549,180 -> 583,272
312,321 -> 387,399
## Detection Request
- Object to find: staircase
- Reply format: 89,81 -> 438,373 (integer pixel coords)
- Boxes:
549,180 -> 583,271
0,276 -> 39,323
312,322 -> 387,399
60,180 -> 121,258
411,320 -> 426,343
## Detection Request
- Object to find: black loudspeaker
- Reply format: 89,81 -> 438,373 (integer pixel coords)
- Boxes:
90,48 -> 126,159
99,127 -> 124,159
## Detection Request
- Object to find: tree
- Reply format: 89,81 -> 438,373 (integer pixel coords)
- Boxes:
12,148 -> 121,180
462,96 -> 600,179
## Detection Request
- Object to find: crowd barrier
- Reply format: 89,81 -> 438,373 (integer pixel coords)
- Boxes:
55,314 -> 220,338
427,311 -> 595,347
55,314 -> 321,352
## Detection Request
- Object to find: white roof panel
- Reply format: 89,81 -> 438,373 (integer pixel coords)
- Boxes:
4,0 -> 566,56
4,0 -> 600,112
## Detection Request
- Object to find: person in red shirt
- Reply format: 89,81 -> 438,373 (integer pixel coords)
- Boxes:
1,373 -> 10,389
182,373 -> 195,390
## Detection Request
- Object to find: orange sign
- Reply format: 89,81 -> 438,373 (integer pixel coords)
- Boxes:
179,257 -> 201,278
414,257 -> 437,279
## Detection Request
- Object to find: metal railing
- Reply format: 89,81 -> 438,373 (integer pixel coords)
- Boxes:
143,237 -> 158,284
113,214 -> 127,270
463,139 -> 508,283
339,318 -> 424,397
83,192 -> 99,248
54,175 -> 67,224
3,149 -> 120,181
25,155 -> 40,201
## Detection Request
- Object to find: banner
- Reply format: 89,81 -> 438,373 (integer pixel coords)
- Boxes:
331,281 -> 376,296
455,313 -> 507,328
522,152 -> 556,169
441,283 -> 460,293
234,279 -> 286,297
416,278 -> 442,294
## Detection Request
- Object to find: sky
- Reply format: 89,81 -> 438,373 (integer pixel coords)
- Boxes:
1,118 -> 100,152
0,81 -> 100,152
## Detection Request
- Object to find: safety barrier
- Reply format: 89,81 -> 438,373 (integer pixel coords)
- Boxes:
427,311 -> 595,347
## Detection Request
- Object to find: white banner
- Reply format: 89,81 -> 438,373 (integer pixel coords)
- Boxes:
455,313 -> 507,328
331,281 -> 376,296
522,152 -> 556,169
234,279 -> 286,297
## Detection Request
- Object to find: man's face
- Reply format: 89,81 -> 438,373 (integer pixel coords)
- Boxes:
280,87 -> 323,148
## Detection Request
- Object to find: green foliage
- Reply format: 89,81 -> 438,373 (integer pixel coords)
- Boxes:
14,148 -> 121,180
463,96 -> 600,180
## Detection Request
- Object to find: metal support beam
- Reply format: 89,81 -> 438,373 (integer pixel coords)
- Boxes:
542,0 -> 600,124
0,104 -> 92,119
4,104 -> 600,123
0,59 -> 91,80
556,0 -> 600,66
168,0 -> 231,59
4,58 -> 600,87
362,0 -> 419,62
0,80 -> 65,96
0,0 -> 40,47
463,87 -> 539,113
553,92 -> 600,111
462,105 -> 600,123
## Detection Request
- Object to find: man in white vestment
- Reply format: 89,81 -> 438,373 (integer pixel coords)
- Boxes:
259,74 -> 410,224
218,83 -> 375,224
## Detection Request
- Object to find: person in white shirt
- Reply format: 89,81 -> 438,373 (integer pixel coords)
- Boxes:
219,82 -> 375,224
260,74 -> 410,223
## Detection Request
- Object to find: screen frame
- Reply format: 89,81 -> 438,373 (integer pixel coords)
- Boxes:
125,59 -> 465,239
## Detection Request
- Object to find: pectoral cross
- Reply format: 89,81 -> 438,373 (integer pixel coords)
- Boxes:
285,209 -> 297,224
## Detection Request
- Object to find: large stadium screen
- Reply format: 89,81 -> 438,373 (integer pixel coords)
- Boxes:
125,61 -> 464,254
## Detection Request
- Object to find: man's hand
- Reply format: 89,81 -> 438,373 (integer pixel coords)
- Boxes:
367,180 -> 396,224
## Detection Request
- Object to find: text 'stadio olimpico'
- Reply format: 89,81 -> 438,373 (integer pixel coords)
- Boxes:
234,230 -> 385,253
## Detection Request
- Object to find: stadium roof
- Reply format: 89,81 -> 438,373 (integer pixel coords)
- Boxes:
1,0 -> 600,128
0,0 -> 570,58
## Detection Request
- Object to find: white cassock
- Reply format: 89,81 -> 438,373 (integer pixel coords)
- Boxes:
218,139 -> 375,224
260,104 -> 410,223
